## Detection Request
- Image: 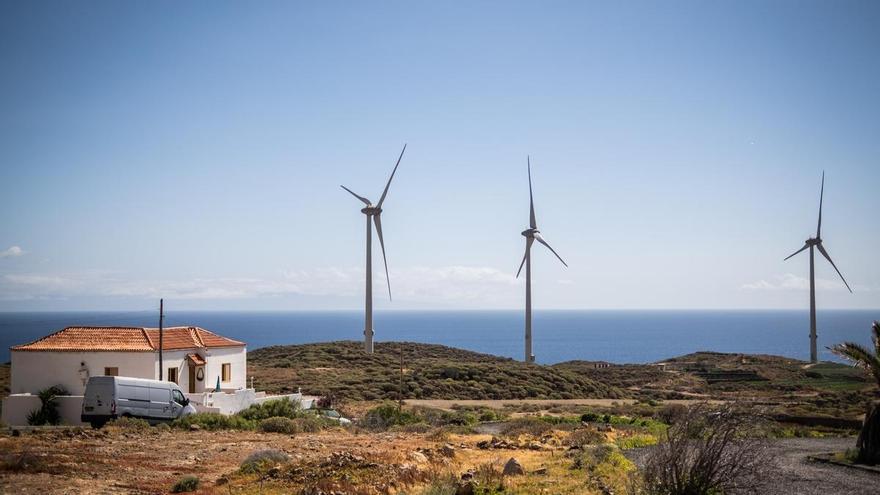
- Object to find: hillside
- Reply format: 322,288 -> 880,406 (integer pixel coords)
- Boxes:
249,341 -> 626,401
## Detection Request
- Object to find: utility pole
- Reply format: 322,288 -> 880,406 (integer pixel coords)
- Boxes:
158,298 -> 165,380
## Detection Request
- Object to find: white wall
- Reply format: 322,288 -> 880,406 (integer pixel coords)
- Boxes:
202,346 -> 247,391
2,395 -> 86,426
154,349 -> 201,393
10,351 -> 156,395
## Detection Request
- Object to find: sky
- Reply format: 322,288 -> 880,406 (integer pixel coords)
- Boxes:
0,1 -> 878,311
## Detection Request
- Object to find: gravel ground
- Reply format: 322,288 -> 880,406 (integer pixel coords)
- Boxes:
627,437 -> 879,495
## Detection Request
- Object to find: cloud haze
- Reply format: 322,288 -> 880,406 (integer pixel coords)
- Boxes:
0,246 -> 24,258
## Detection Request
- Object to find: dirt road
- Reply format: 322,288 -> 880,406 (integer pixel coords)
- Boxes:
626,437 -> 879,495
404,398 -> 721,411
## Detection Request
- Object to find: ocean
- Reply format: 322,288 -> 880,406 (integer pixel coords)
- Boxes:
1,310 -> 877,365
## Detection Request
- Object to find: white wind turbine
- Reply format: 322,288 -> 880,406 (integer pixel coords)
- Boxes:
341,145 -> 406,353
784,171 -> 852,363
516,157 -> 568,363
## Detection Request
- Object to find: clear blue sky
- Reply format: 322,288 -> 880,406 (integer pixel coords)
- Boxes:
1,1 -> 878,311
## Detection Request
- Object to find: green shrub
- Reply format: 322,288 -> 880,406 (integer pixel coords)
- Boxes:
26,385 -> 68,426
581,411 -> 602,422
107,416 -> 151,432
239,398 -> 303,421
172,413 -> 255,431
240,449 -> 289,474
362,402 -> 424,430
259,416 -> 298,434
616,433 -> 658,450
171,475 -> 199,493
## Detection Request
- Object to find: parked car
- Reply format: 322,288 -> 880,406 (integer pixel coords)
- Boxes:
81,376 -> 196,428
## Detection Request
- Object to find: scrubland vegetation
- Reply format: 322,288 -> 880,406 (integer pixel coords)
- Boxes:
249,341 -> 624,400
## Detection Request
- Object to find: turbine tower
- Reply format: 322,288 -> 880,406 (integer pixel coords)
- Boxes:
341,144 -> 406,353
516,157 -> 567,363
784,171 -> 852,363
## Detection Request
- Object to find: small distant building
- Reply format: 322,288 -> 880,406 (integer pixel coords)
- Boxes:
9,326 -> 247,395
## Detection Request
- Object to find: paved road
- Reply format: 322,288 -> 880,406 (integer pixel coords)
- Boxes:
628,438 -> 879,495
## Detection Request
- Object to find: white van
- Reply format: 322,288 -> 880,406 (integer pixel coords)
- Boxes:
81,376 -> 197,428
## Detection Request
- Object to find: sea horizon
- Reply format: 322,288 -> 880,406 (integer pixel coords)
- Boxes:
1,309 -> 877,365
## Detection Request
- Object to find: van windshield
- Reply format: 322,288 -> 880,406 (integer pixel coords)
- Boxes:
172,390 -> 186,404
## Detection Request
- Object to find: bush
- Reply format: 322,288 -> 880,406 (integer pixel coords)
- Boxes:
107,417 -> 151,432
26,385 -> 68,426
239,398 -> 303,421
240,449 -> 289,474
616,433 -> 658,450
171,475 -> 200,493
581,411 -> 602,423
172,413 -> 255,431
642,404 -> 770,495
567,428 -> 606,448
259,416 -> 298,434
0,452 -> 48,473
362,402 -> 424,430
500,417 -> 554,437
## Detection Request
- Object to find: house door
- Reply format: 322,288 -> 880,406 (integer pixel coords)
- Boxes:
188,366 -> 196,393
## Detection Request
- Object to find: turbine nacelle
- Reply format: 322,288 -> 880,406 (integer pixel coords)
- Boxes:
361,206 -> 382,215
521,228 -> 539,238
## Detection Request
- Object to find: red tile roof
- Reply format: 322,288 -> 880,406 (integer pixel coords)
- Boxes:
11,326 -> 245,352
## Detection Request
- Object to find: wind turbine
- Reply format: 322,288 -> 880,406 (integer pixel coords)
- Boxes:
516,156 -> 567,363
784,171 -> 852,363
341,144 -> 406,353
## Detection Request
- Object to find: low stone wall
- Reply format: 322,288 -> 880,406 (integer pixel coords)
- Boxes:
186,390 -> 309,415
2,394 -> 86,426
2,391 -> 312,426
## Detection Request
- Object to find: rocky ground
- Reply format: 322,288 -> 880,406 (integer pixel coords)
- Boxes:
1,422 -> 876,495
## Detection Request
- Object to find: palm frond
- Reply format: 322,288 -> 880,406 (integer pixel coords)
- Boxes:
873,321 -> 880,356
830,341 -> 880,386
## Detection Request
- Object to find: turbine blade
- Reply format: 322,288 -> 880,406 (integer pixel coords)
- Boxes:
534,232 -> 568,267
377,144 -> 406,208
528,156 -> 537,229
374,214 -> 392,300
817,243 -> 853,293
516,237 -> 534,278
340,185 -> 371,206
817,171 -> 824,238
783,243 -> 809,261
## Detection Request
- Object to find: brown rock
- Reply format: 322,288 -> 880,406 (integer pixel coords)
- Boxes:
502,457 -> 525,476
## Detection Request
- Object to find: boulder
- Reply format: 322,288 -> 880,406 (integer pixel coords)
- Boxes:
502,457 -> 525,476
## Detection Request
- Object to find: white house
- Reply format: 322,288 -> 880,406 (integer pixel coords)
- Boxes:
9,325 -> 247,395
3,325 -> 312,426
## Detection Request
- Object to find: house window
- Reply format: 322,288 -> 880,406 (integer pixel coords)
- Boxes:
221,363 -> 231,382
168,367 -> 178,384
103,367 -> 119,376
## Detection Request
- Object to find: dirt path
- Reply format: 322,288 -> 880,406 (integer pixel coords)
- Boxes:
404,398 -> 721,411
